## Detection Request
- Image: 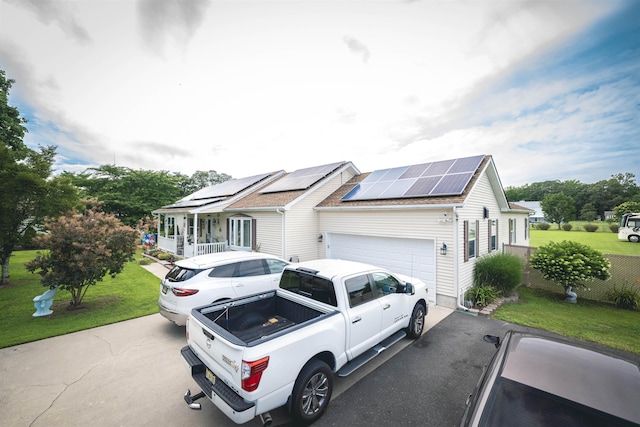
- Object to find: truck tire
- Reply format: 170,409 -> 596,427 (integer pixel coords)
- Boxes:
406,303 -> 425,339
629,235 -> 640,243
290,359 -> 333,425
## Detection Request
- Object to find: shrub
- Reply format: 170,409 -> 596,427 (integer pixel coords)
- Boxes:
562,223 -> 573,231
157,252 -> 174,261
536,222 -> 551,230
473,253 -> 523,295
583,224 -> 598,232
609,224 -> 619,233
465,284 -> 500,307
606,284 -> 639,310
530,240 -> 611,292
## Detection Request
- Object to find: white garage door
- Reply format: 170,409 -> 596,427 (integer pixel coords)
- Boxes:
327,233 -> 436,303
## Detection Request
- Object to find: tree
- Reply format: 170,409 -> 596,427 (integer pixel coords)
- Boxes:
541,193 -> 575,229
0,70 -> 78,285
64,165 -> 185,226
613,201 -> 640,221
26,200 -> 138,308
579,203 -> 598,221
530,241 -> 610,299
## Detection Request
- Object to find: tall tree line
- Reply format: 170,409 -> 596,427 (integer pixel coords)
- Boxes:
504,173 -> 640,221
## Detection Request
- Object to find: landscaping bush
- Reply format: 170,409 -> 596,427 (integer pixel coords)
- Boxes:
606,285 -> 639,310
465,284 -> 500,307
536,222 -> 551,230
157,252 -> 174,261
583,224 -> 598,232
473,253 -> 523,295
609,224 -> 619,233
562,223 -> 573,231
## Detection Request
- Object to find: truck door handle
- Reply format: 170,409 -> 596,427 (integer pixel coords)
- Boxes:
383,304 -> 391,310
352,316 -> 362,324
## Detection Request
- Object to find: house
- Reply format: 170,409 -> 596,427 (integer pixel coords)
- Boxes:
153,155 -> 532,309
514,201 -> 545,223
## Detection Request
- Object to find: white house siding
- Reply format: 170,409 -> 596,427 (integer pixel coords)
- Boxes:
251,211 -> 285,258
455,172 -> 530,305
317,208 -> 455,306
283,169 -> 359,262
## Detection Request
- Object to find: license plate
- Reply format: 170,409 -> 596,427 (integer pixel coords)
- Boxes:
206,368 -> 216,385
162,285 -> 168,294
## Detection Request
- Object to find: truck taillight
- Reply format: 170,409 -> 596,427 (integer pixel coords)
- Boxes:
241,356 -> 269,392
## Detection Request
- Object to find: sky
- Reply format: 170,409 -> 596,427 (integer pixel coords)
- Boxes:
0,0 -> 638,188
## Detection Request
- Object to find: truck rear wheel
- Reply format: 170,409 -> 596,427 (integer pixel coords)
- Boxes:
406,303 -> 425,339
290,359 -> 333,425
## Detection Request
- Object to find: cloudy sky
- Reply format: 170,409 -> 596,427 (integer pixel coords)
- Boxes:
0,0 -> 638,188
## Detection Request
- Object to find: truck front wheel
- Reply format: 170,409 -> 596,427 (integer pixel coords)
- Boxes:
290,359 -> 333,425
406,303 -> 425,339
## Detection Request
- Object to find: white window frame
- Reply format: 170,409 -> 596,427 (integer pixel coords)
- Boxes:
229,217 -> 253,250
490,220 -> 497,251
468,221 -> 477,260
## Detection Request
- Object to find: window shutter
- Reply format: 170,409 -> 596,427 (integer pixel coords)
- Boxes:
495,219 -> 499,249
463,220 -> 469,262
252,218 -> 257,251
226,218 -> 230,246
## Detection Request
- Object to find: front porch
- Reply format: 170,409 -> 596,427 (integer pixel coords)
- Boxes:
154,212 -> 229,259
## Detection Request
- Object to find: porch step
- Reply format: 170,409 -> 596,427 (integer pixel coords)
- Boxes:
337,330 -> 407,377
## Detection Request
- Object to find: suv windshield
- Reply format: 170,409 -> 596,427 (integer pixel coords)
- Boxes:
165,266 -> 204,282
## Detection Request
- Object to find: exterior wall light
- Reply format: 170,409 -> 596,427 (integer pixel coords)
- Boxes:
440,242 -> 447,255
318,233 -> 323,243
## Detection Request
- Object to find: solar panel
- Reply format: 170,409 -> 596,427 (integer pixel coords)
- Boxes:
341,155 -> 484,201
190,173 -> 271,199
260,162 -> 343,193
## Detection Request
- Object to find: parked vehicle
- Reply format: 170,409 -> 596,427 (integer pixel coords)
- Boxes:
618,213 -> 640,242
158,252 -> 288,326
181,259 -> 428,425
460,330 -> 640,427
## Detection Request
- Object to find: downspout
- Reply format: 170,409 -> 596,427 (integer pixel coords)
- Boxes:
277,208 -> 285,260
454,206 -> 469,311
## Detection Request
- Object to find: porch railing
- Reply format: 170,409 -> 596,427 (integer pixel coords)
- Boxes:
196,242 -> 228,256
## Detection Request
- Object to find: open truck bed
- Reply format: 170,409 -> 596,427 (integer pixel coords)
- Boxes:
192,290 -> 336,346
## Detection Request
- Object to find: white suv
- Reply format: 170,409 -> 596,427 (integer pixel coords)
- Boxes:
158,252 -> 289,326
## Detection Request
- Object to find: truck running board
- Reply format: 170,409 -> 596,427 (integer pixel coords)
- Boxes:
337,330 -> 407,377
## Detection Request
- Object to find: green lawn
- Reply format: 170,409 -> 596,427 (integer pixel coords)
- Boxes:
530,228 -> 640,256
494,287 -> 640,354
0,250 -> 161,348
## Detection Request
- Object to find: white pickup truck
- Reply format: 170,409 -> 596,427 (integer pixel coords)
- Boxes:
181,259 -> 428,426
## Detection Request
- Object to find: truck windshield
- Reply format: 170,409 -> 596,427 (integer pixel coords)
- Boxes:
280,269 -> 337,307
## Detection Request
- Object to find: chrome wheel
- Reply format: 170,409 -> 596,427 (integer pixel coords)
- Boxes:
301,372 -> 330,416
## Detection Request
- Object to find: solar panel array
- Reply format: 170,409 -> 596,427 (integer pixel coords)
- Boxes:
188,173 -> 272,200
341,155 -> 484,201
260,162 -> 343,194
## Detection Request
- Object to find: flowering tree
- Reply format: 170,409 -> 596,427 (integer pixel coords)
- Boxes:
26,200 -> 138,308
530,241 -> 610,295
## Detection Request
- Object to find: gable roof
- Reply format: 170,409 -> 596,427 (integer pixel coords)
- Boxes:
226,161 -> 356,211
152,170 -> 284,214
317,155 -> 511,210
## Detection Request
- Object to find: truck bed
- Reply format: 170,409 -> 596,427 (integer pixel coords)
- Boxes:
193,291 -> 330,345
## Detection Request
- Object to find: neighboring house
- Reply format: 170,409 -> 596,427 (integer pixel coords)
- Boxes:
153,155 -> 531,309
515,201 -> 545,223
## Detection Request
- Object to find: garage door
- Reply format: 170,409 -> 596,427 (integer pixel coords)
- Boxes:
327,233 -> 436,303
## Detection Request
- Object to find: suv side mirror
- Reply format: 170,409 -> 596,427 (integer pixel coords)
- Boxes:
483,334 -> 501,348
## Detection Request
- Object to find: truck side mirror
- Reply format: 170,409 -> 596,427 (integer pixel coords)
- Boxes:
405,283 -> 415,295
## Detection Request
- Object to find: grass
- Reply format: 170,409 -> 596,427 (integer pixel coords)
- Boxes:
493,287 -> 640,354
0,250 -> 162,348
530,228 -> 640,256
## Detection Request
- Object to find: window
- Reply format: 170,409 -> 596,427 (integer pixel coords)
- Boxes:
489,220 -> 497,252
280,269 -> 337,306
372,272 -> 400,297
235,260 -> 267,277
265,259 -> 288,274
509,219 -> 516,244
229,216 -> 254,250
345,275 -> 374,308
524,218 -> 529,240
468,221 -> 477,259
208,263 -> 237,278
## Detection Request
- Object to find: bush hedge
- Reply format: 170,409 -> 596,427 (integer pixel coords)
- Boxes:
473,253 -> 523,295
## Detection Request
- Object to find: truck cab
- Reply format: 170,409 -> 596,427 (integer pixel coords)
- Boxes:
618,213 -> 640,242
